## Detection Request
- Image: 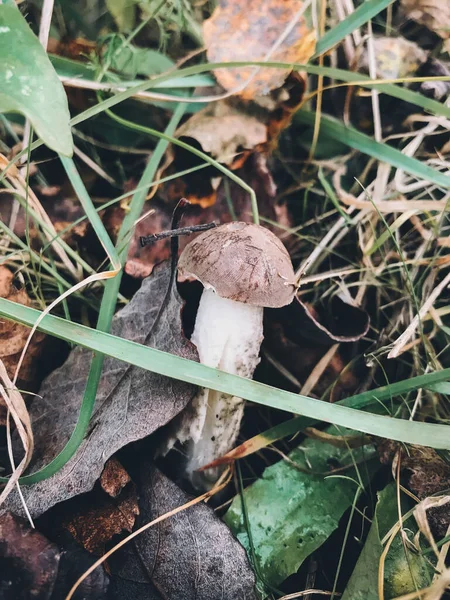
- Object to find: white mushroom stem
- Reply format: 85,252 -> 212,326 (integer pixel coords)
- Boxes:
176,287 -> 263,489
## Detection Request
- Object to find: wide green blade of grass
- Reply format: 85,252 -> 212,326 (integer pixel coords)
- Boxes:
0,296 -> 449,481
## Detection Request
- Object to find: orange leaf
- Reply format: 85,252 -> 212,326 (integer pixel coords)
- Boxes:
203,0 -> 316,99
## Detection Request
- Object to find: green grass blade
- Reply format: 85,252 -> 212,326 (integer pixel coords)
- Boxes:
295,110 -> 450,189
60,156 -> 120,267
0,296 -> 449,486
10,104 -> 187,485
313,0 -> 395,57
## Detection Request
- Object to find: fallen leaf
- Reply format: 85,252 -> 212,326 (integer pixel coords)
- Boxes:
263,295 -> 369,398
401,0 -> 450,53
0,266 -> 46,419
1,265 -> 198,518
176,100 -> 267,168
379,442 -> 450,538
62,458 -> 139,556
225,426 -> 378,591
203,0 -> 316,99
341,483 -> 432,600
109,463 -> 257,600
100,457 -> 131,497
0,512 -> 110,599
357,36 -> 427,79
0,511 -> 60,600
64,482 -> 139,556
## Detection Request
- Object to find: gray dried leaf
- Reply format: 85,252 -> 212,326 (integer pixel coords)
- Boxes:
2,265 -> 198,518
109,464 -> 257,600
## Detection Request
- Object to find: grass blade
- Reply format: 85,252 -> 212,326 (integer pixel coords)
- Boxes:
295,110 -> 450,190
313,0 -> 395,57
0,295 -> 449,487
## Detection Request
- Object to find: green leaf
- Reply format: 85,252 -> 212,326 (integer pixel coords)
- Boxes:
0,4 -> 73,156
224,427 -> 378,589
106,0 -> 138,31
342,483 -> 432,600
107,38 -> 175,78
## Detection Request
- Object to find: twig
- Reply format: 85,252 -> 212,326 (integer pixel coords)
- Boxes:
140,221 -> 217,247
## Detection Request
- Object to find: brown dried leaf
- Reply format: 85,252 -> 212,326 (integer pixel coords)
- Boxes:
263,296 -> 369,399
357,36 -> 427,79
379,442 -> 450,537
0,512 -> 60,599
0,512 -> 110,599
401,0 -> 450,52
203,0 -> 316,98
1,265 -> 198,518
64,464 -> 139,556
109,464 -> 257,600
176,100 -> 267,167
0,267 -> 46,414
100,457 -> 131,498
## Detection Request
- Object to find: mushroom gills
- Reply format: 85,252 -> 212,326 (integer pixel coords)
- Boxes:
177,288 -> 263,488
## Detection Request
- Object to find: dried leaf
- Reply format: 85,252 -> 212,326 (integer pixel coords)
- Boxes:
357,36 -> 427,79
1,265 -> 198,518
379,442 -> 450,537
401,0 -> 450,53
0,512 -> 60,600
0,512 -> 110,599
63,459 -> 139,556
109,464 -> 257,600
176,100 -> 267,167
0,266 -> 46,413
263,295 -> 369,398
64,482 -> 139,556
203,0 -> 316,98
100,457 -> 131,497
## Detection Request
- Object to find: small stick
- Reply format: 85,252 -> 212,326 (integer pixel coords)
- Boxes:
140,221 -> 217,247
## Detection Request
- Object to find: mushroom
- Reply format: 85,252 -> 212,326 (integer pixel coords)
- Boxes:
163,222 -> 296,489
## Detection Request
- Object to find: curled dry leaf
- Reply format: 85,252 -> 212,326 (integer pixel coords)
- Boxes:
401,0 -> 450,53
1,265 -> 198,518
263,295 -> 369,399
0,266 -> 46,418
109,464 -> 257,600
203,0 -> 316,98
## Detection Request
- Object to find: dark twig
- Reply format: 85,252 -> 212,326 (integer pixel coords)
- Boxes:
146,199 -> 193,338
140,221 -> 217,247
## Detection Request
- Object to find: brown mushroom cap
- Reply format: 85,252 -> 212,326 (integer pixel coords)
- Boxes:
178,222 -> 296,308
